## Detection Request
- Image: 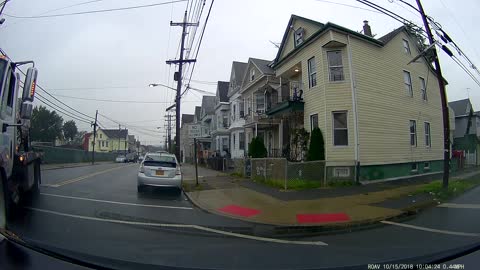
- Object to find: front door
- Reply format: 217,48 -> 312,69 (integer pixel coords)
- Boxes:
0,62 -> 16,179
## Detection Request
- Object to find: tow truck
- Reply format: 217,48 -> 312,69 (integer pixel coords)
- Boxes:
0,55 -> 42,219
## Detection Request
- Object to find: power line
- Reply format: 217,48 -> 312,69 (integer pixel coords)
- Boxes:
35,92 -> 92,122
35,96 -> 91,124
315,0 -> 382,14
4,0 -> 187,19
184,0 -> 214,98
49,93 -> 197,104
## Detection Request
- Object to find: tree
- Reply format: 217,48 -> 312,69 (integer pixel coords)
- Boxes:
307,127 -> 325,161
63,120 -> 78,142
31,106 -> 64,143
248,137 -> 267,158
72,130 -> 87,145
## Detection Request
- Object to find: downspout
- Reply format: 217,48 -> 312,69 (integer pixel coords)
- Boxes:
347,35 -> 360,183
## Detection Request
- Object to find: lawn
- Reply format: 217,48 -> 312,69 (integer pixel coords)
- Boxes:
415,177 -> 480,201
252,177 -> 355,190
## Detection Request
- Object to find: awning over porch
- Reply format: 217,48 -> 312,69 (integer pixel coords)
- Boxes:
265,100 -> 304,116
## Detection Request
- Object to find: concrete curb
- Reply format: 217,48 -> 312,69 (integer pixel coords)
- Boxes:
183,190 -> 436,237
41,162 -> 115,171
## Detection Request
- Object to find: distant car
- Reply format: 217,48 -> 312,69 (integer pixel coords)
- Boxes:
115,155 -> 126,163
137,152 -> 182,192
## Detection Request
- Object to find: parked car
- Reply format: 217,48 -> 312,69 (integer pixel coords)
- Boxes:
125,152 -> 136,163
115,155 -> 126,163
137,152 -> 182,192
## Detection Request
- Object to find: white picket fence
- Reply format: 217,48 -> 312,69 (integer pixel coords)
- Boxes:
465,150 -> 477,166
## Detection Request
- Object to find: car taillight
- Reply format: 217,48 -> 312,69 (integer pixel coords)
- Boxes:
176,167 -> 181,175
140,164 -> 144,173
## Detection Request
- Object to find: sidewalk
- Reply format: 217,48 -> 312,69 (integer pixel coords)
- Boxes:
182,163 -> 480,229
41,161 -> 114,171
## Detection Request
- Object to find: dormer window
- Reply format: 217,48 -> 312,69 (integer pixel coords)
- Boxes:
294,27 -> 305,47
250,69 -> 255,82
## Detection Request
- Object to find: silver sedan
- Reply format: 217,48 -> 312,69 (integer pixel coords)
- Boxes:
137,152 -> 182,192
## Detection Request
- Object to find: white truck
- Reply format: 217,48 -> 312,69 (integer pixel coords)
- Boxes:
0,55 -> 42,218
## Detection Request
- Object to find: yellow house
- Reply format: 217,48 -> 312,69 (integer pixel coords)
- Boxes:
88,128 -> 128,153
268,14 -> 453,182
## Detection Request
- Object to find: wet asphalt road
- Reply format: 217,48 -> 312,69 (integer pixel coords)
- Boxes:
5,163 -> 480,269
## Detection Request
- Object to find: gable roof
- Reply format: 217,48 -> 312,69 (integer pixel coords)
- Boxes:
217,81 -> 230,102
101,129 -> 128,139
182,114 -> 194,124
378,26 -> 405,43
448,98 -> 472,117
274,14 -> 325,66
194,106 -> 201,122
273,15 -> 383,68
201,96 -> 216,116
250,58 -> 274,75
233,61 -> 247,81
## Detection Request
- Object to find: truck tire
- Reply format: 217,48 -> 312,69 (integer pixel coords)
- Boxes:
1,173 -> 18,219
31,161 -> 41,195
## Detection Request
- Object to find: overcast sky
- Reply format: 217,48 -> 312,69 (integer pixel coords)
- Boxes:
1,0 -> 479,145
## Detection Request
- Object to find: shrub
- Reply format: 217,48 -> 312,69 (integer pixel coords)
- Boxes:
248,137 -> 267,158
307,127 -> 325,161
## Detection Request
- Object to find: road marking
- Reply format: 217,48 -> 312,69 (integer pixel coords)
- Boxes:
381,220 -> 480,237
26,207 -> 327,246
40,193 -> 193,210
48,164 -> 136,187
438,203 -> 480,209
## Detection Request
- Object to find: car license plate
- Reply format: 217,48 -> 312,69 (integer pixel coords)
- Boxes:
155,170 -> 164,176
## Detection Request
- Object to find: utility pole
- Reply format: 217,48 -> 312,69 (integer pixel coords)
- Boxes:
91,110 -> 98,165
118,124 -> 121,154
124,127 -> 127,156
166,11 -> 198,160
416,0 -> 450,188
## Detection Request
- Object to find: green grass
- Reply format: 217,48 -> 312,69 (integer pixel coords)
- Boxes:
230,172 -> 244,178
415,178 -> 480,201
253,177 -> 323,190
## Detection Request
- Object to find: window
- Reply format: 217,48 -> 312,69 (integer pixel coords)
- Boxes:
403,71 -> 413,97
307,57 -> 317,88
233,104 -> 236,120
106,141 -> 108,147
6,71 -> 15,111
255,92 -> 265,113
250,69 -> 255,81
402,39 -> 411,55
424,162 -> 430,170
100,134 -> 102,139
333,167 -> 350,177
233,133 -> 236,147
411,163 -> 418,172
333,111 -> 348,146
222,138 -> 228,151
327,51 -> 344,81
239,132 -> 245,150
420,77 -> 427,101
246,97 -> 252,115
310,114 -> 318,131
101,141 -> 104,147
239,100 -> 244,118
424,122 -> 431,147
223,114 -> 229,128
1,67 -> 14,116
294,28 -> 305,47
410,120 -> 417,146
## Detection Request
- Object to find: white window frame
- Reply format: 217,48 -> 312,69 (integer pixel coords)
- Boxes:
255,92 -> 265,113
332,111 -> 348,146
402,39 -> 411,55
411,163 -> 418,172
419,77 -> 427,101
424,122 -> 431,147
403,70 -> 413,97
307,57 -> 317,88
333,167 -> 350,177
250,69 -> 255,82
310,113 -> 318,131
239,132 -> 245,150
410,120 -> 417,147
424,162 -> 430,170
327,50 -> 344,82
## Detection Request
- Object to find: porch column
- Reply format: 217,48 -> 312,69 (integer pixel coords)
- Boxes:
255,123 -> 258,137
279,119 -> 283,149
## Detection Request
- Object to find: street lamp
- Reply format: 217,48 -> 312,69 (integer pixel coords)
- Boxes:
148,83 -> 177,91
